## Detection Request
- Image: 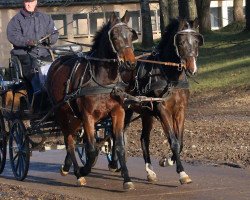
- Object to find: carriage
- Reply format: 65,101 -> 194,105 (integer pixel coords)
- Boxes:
0,44 -> 115,181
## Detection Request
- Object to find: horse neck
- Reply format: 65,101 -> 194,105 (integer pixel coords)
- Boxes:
92,43 -> 119,84
157,44 -> 184,83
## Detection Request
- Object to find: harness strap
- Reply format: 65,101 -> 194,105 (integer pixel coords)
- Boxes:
65,83 -> 117,101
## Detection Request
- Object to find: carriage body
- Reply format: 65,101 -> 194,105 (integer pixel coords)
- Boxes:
0,45 -> 114,180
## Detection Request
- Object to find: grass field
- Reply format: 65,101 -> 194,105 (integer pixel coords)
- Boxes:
193,29 -> 250,92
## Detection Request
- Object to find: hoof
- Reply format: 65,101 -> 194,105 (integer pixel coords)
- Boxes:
159,157 -> 174,167
108,164 -> 121,172
109,167 -> 121,173
60,166 -> 69,176
179,175 -> 192,184
77,177 -> 87,186
167,158 -> 174,166
123,182 -> 135,190
147,174 -> 157,182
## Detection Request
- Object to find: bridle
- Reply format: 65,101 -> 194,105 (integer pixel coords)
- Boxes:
108,22 -> 135,61
173,28 -> 204,58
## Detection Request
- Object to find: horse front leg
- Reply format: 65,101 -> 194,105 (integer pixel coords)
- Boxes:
173,107 -> 192,184
141,114 -> 157,182
112,107 -> 134,190
79,117 -> 98,176
107,109 -> 134,172
158,104 -> 192,185
64,133 -> 87,186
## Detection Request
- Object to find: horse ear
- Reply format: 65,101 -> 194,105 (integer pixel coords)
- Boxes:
131,29 -> 138,41
109,12 -> 118,27
121,10 -> 130,24
192,18 -> 199,29
178,18 -> 188,31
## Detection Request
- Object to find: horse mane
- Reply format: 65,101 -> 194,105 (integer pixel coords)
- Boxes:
156,19 -> 181,63
91,21 -> 112,54
157,19 -> 180,52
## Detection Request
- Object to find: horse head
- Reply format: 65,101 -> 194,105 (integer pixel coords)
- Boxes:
174,18 -> 204,75
108,11 -> 138,70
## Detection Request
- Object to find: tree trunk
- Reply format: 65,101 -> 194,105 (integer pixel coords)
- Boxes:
195,0 -> 211,33
189,0 -> 197,20
233,0 -> 244,22
140,0 -> 154,48
178,0 -> 190,19
169,0 -> 179,19
159,0 -> 179,36
246,0 -> 250,31
159,0 -> 170,35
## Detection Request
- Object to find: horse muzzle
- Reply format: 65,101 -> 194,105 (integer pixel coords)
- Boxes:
122,60 -> 137,70
182,57 -> 197,75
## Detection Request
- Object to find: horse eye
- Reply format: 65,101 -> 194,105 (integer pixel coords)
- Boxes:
178,41 -> 185,46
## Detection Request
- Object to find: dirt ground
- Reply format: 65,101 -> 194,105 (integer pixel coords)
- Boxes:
0,87 -> 249,199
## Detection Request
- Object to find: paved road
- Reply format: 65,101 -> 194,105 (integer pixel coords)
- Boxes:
0,150 -> 249,200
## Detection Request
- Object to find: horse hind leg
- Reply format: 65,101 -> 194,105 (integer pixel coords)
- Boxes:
159,156 -> 174,167
141,115 -> 157,182
108,137 -> 120,172
60,151 -> 72,176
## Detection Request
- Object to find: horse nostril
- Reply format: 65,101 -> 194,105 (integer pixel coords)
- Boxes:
131,63 -> 136,69
125,61 -> 130,66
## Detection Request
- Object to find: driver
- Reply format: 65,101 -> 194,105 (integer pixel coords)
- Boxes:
6,0 -> 58,104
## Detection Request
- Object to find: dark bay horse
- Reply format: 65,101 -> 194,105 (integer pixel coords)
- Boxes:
46,12 -> 138,189
125,18 -> 204,184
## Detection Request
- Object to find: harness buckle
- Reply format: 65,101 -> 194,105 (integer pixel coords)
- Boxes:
151,47 -> 158,56
178,63 -> 183,71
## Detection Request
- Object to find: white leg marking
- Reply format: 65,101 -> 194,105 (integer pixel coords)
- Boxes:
146,163 -> 157,178
167,158 -> 174,166
180,171 -> 188,179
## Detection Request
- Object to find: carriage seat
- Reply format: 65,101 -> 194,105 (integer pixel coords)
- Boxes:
9,55 -> 52,90
9,55 -> 24,82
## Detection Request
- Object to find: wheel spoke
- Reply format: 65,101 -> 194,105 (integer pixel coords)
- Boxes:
16,156 -> 20,172
17,124 -> 24,146
13,152 -> 19,162
12,131 -> 18,144
19,155 -> 23,177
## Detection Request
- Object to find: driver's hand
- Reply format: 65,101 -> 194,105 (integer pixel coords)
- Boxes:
26,40 -> 38,47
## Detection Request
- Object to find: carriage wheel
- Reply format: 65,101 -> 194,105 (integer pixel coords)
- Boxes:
9,119 -> 30,181
0,112 -> 7,174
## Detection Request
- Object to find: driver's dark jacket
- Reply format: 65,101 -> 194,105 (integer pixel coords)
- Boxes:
7,8 -> 58,58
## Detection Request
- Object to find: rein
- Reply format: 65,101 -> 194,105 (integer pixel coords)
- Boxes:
135,53 -> 186,70
78,52 -> 119,63
137,58 -> 186,69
